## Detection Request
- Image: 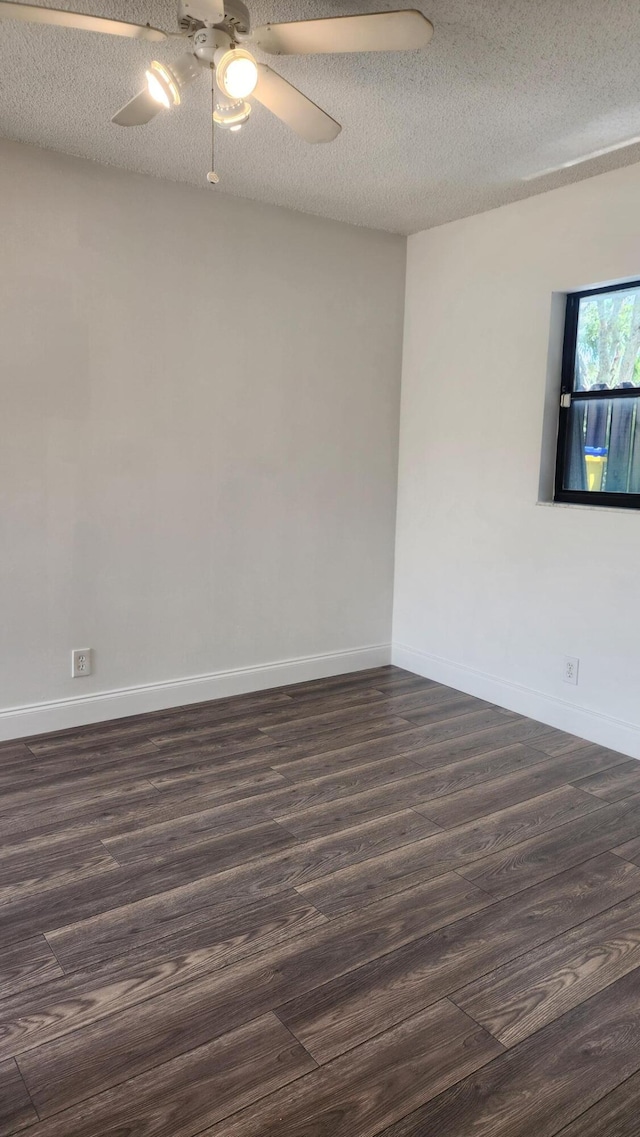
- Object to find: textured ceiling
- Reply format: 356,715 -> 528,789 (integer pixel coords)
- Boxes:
2,1 -> 640,233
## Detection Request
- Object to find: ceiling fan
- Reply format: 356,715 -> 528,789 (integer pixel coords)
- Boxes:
0,2 -> 434,146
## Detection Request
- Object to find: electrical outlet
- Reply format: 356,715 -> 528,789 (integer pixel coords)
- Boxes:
563,656 -> 579,685
71,649 -> 92,678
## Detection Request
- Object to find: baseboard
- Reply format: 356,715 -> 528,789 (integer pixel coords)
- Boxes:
393,642 -> 640,760
0,643 -> 392,742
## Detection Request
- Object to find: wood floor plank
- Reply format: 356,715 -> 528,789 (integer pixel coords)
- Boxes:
1,740 -> 161,788
258,704 -> 421,744
48,812 -> 434,969
281,667 -> 433,699
290,706 -> 509,747
0,875 -> 484,1062
379,683 -> 489,710
613,833 -> 640,865
551,1068 -> 640,1137
78,690 -> 389,755
146,762 -> 287,797
274,777 -> 445,839
377,964 -> 640,1137
365,672 -> 442,694
0,855 -> 119,912
0,819 -> 296,950
0,898 -> 325,1062
271,716 -> 555,778
151,710 -> 414,752
228,684 -> 448,728
257,688 -> 494,745
131,726 -> 282,759
403,718 -> 558,768
2,751 -> 288,799
23,691 -> 296,755
0,832 -> 118,892
113,806 -> 434,900
0,766 -> 294,847
571,758 -> 640,802
201,1001 -> 502,1137
272,686 -> 402,715
0,764 -> 169,810
92,757 -> 441,864
279,742 -> 543,797
233,668 -> 395,703
0,938 -> 62,1000
9,876 -> 490,1112
1,797 -> 162,849
458,794 -> 640,898
17,1012 -> 316,1132
452,889 -> 640,1046
528,732 -> 624,760
262,709 -> 518,764
268,737 -> 433,782
278,853 -> 640,1063
190,685 -> 387,725
397,704 -> 509,732
142,752 -> 432,817
7,784 -> 321,857
0,1059 -> 37,1136
276,745 -> 575,840
0,743 -> 31,761
413,746 -> 629,829
377,690 -> 496,724
297,785 -> 604,915
23,721 -> 162,752
0,777 -> 160,833
48,887 -> 329,974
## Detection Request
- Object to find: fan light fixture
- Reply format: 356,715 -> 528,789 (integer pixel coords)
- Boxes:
215,48 -> 258,100
144,54 -> 202,112
213,99 -> 252,129
146,60 -> 180,107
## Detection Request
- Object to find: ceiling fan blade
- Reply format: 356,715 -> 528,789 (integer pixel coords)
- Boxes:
253,64 -> 341,143
251,10 -> 433,55
111,89 -> 162,127
0,2 -> 166,40
523,135 -> 640,181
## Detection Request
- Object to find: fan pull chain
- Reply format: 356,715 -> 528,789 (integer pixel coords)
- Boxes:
207,65 -> 219,185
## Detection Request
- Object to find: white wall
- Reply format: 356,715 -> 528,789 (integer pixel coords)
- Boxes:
0,139 -> 405,738
394,161 -> 640,758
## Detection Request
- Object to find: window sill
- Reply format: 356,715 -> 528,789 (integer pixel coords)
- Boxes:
537,500 -> 639,516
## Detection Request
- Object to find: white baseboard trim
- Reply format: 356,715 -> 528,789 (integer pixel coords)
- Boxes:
0,644 -> 392,741
393,643 -> 640,760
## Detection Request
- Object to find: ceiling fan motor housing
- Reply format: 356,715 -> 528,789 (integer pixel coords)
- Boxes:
178,0 -> 250,37
179,1 -> 225,27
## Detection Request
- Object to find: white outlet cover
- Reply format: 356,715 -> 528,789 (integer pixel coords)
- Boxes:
563,656 -> 579,685
71,648 -> 92,678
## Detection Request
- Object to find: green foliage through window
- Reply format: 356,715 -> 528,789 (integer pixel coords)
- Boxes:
576,287 -> 640,390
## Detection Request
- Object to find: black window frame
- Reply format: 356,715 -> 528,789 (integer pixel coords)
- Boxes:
555,278 -> 640,510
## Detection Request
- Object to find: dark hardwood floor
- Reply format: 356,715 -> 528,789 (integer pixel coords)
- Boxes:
2,665 -> 640,1135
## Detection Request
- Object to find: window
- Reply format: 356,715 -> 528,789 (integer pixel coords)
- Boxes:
555,279 -> 640,509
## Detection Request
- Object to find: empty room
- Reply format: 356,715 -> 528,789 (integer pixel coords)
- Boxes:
2,1 -> 640,1134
